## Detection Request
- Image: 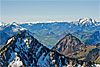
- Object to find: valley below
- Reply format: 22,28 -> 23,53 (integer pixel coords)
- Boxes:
0,18 -> 100,66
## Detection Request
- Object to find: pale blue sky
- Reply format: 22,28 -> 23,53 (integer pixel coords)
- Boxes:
0,0 -> 100,23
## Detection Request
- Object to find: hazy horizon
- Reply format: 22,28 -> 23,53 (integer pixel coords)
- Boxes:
0,0 -> 100,23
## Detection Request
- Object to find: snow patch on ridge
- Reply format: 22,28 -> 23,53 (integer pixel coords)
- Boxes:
8,53 -> 23,67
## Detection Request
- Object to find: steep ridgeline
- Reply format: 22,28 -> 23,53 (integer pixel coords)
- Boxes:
0,30 -> 96,67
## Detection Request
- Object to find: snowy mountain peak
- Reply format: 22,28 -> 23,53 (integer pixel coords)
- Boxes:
6,30 -> 37,46
3,22 -> 26,33
11,22 -> 19,27
78,18 -> 96,24
73,18 -> 97,26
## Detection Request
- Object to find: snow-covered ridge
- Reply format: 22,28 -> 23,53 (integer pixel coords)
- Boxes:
77,18 -> 96,24
3,22 -> 26,32
71,18 -> 100,26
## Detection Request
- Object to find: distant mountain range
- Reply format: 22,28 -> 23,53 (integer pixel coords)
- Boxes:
73,31 -> 100,45
84,31 -> 100,45
19,18 -> 100,46
0,18 -> 100,46
71,18 -> 99,26
0,30 -> 99,66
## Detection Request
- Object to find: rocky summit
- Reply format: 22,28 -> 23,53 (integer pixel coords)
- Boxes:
0,30 -> 98,67
53,33 -> 83,55
53,33 -> 100,65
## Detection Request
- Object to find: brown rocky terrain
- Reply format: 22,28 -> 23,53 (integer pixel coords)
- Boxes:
53,33 -> 99,63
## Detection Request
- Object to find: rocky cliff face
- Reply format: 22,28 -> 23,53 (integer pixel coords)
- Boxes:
0,30 -> 97,67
